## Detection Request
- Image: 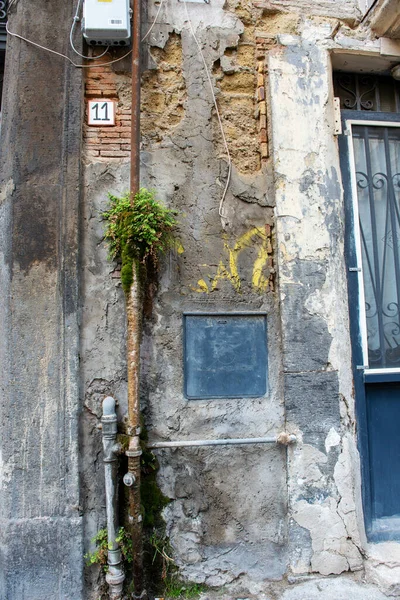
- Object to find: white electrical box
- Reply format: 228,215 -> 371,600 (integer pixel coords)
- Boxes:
82,0 -> 131,47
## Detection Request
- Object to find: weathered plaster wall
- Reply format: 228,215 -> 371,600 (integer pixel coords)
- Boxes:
81,0 -> 284,594
268,12 -> 400,598
0,1 -> 83,598
268,38 -> 363,576
140,1 -> 286,591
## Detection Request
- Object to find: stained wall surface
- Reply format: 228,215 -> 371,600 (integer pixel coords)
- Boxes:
3,0 -> 400,598
80,0 -> 400,596
0,1 -> 84,598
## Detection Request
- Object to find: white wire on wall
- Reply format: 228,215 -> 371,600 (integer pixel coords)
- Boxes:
5,0 -> 231,218
5,21 -> 132,68
69,0 -> 109,60
183,0 -> 231,220
142,0 -> 164,42
5,0 -> 166,69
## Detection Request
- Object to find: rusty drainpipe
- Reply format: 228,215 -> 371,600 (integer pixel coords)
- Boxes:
125,0 -> 144,596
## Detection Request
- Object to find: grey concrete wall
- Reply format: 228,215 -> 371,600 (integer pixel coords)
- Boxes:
80,162 -> 130,599
0,1 -> 84,598
139,26 -> 286,590
58,0 -> 400,599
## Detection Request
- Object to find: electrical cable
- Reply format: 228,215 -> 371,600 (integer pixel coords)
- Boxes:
183,0 -> 231,220
5,0 -> 164,69
70,0 -> 109,60
5,0 -> 231,218
6,21 -> 132,68
141,0 -> 165,42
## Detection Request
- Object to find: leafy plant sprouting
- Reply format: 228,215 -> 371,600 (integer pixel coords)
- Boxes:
84,527 -> 134,573
84,528 -> 108,571
102,189 -> 177,293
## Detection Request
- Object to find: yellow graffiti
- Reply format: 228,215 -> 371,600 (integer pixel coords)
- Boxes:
194,227 -> 272,294
174,240 -> 185,254
195,279 -> 210,293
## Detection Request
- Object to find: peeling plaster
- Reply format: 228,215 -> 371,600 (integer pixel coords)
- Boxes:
79,1 -> 400,597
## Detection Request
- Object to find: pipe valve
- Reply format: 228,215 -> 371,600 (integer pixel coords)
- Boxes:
123,472 -> 136,487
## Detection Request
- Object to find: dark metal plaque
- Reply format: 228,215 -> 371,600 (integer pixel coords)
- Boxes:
184,313 -> 268,399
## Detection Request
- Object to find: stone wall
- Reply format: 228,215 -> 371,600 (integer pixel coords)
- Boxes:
80,0 -> 388,597
0,1 -> 83,598
3,0 -> 400,598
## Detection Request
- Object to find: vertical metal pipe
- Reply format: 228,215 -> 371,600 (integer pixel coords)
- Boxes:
130,0 -> 141,197
127,0 -> 144,595
102,397 -> 125,599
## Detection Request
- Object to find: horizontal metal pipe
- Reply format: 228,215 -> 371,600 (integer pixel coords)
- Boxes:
147,434 -> 297,449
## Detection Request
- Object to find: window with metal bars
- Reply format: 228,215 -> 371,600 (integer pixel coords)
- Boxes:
0,0 -> 7,117
352,125 -> 400,369
333,73 -> 400,114
0,1 -> 7,50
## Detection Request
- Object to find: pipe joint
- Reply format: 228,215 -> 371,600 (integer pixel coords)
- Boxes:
108,547 -> 123,566
123,472 -> 136,487
103,442 -> 122,463
101,397 -> 125,599
126,435 -> 142,458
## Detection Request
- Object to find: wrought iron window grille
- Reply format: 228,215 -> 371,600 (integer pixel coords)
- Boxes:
353,126 -> 400,368
0,1 -> 7,29
333,73 -> 400,113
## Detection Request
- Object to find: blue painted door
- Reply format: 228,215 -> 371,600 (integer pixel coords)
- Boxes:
341,117 -> 400,540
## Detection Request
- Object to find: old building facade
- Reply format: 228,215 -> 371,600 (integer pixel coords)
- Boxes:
2,0 -> 400,598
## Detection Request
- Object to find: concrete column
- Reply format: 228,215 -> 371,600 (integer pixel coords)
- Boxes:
0,1 -> 84,598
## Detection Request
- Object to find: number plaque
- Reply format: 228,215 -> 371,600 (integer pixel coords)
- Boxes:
88,99 -> 116,126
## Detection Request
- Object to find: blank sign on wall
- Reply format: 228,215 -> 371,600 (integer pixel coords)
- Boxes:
184,313 -> 268,399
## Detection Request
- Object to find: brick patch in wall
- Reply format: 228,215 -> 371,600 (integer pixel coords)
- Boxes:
84,62 -> 131,160
257,60 -> 268,161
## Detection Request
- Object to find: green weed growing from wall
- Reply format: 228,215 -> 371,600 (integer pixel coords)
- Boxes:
102,189 -> 177,293
84,527 -> 133,573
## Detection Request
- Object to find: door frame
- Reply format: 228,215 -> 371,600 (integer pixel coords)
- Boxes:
339,110 -> 400,541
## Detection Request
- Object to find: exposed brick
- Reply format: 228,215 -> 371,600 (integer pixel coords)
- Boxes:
99,131 -> 122,138
257,73 -> 264,87
100,138 -> 122,145
99,89 -> 118,97
85,89 -> 104,96
260,142 -> 268,158
258,86 -> 265,101
121,144 -> 131,151
260,129 -> 268,143
259,102 -> 267,115
84,130 -> 100,138
87,144 -> 122,151
103,126 -> 130,133
97,74 -> 116,81
99,150 -> 131,157
259,114 -> 267,130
